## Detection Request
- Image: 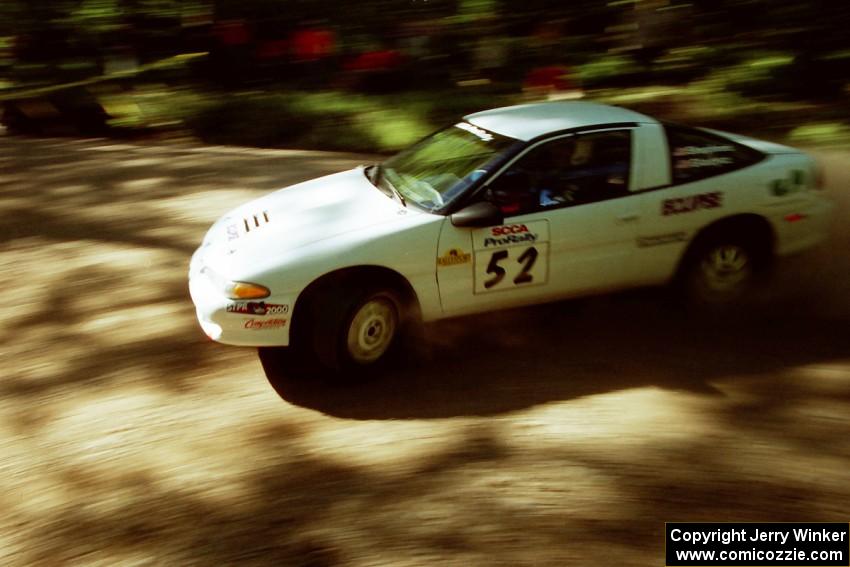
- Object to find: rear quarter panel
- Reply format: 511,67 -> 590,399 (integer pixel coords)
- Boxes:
638,165 -> 765,284
751,152 -> 833,255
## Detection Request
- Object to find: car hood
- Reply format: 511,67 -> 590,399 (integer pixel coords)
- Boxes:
200,167 -> 418,270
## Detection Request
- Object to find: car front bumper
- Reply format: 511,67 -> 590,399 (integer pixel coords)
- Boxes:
188,247 -> 293,347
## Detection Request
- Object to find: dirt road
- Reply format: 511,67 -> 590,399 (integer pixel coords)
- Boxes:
1,136 -> 848,566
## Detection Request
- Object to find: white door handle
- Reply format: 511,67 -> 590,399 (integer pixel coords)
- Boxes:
617,213 -> 640,222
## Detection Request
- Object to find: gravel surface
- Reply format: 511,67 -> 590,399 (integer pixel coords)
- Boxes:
1,136 -> 848,566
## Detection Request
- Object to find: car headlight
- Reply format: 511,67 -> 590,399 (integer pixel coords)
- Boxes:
224,281 -> 270,300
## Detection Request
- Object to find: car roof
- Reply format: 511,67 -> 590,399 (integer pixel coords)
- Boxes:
464,101 -> 657,141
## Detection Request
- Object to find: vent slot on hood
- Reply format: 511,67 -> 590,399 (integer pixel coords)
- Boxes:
243,211 -> 270,233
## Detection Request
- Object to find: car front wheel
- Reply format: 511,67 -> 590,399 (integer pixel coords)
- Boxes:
310,285 -> 403,372
344,291 -> 399,365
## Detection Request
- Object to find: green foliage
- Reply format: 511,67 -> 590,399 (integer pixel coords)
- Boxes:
1,0 -> 848,150
67,0 -> 125,33
709,52 -> 796,97
185,95 -> 312,147
576,55 -> 642,88
789,123 -> 850,147
180,90 -> 512,153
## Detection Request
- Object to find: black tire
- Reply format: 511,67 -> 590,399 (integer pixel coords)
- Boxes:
679,233 -> 764,307
310,285 -> 403,372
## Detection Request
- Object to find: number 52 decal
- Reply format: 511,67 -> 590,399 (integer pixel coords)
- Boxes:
472,220 -> 550,294
483,247 -> 539,289
474,243 -> 549,293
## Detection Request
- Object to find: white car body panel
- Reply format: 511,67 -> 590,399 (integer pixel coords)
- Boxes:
199,168 -> 418,277
752,153 -> 833,256
632,123 -> 671,190
438,124 -> 648,315
635,166 -> 763,284
465,101 -> 655,141
436,195 -> 645,316
190,168 -> 446,346
189,102 -> 834,348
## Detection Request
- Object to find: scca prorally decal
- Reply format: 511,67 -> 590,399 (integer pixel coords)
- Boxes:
484,224 -> 538,247
637,231 -> 688,248
662,192 -> 723,216
437,248 -> 472,267
244,318 -> 286,329
227,301 -> 289,316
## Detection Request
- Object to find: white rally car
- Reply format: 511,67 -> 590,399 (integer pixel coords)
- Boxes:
189,101 -> 833,369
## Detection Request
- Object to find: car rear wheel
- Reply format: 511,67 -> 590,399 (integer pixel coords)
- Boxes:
683,238 -> 758,306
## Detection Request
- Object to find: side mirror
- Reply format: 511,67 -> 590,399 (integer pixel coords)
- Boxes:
451,201 -> 504,228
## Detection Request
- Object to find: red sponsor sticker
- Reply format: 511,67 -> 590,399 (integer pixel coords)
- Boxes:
491,224 -> 529,236
243,318 -> 286,330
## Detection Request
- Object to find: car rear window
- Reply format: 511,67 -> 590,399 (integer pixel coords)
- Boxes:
664,125 -> 764,184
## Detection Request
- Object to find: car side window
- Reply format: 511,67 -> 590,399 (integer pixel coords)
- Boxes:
486,130 -> 632,216
665,125 -> 764,184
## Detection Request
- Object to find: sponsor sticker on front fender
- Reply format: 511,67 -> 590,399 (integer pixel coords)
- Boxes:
437,248 -> 472,267
226,301 -> 289,316
243,318 -> 287,329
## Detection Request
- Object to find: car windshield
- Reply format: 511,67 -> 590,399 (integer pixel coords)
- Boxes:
380,122 -> 518,212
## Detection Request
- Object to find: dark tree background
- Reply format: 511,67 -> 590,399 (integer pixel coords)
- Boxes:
2,0 -> 848,91
1,0 -> 848,147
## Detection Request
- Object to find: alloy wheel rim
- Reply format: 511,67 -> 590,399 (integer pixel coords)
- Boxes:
346,297 -> 397,364
700,244 -> 752,293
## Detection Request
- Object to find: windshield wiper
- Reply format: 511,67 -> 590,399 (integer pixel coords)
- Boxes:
365,164 -> 379,184
388,180 -> 406,207
366,164 -> 406,207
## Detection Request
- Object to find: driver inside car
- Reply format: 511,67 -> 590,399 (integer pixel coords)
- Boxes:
491,137 -> 595,213
488,131 -> 630,215
537,138 -> 595,206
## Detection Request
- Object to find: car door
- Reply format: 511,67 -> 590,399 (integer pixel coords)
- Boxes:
436,128 -> 643,316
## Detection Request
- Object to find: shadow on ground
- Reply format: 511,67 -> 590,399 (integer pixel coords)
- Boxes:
260,288 -> 850,419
